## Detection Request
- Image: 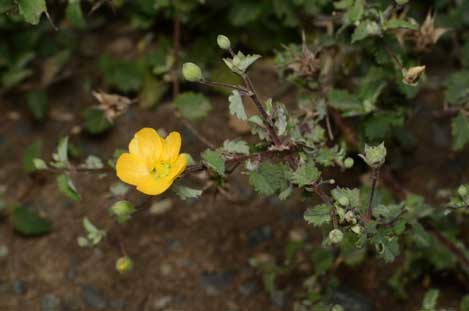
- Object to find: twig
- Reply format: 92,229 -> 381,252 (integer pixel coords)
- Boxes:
365,168 -> 380,222
384,45 -> 405,71
174,110 -> 216,149
197,80 -> 251,95
310,183 -> 338,229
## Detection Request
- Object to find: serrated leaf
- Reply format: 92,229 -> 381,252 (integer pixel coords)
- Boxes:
352,20 -> 381,43
328,89 -> 364,116
56,136 -> 69,164
202,150 -> 225,176
460,295 -> 469,311
444,71 -> 469,105
82,217 -> 105,246
17,0 -> 47,24
174,92 -> 212,121
139,74 -> 167,108
57,174 -> 81,201
173,185 -> 202,200
228,90 -> 247,120
23,140 -> 42,173
13,206 -> 52,236
290,161 -> 320,187
83,107 -> 112,135
223,140 -> 249,155
383,18 -> 418,30
304,204 -> 331,226
334,0 -> 353,9
331,187 -> 361,208
345,0 -> 364,23
371,232 -> 399,263
249,162 -> 288,196
451,113 -> 469,151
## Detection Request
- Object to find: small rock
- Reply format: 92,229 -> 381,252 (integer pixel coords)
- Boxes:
154,296 -> 173,309
239,282 -> 257,297
247,226 -> 272,248
270,290 -> 288,309
150,199 -> 173,215
0,245 -> 8,257
160,263 -> 172,276
109,299 -> 127,310
331,287 -> 372,311
81,285 -> 107,310
13,280 -> 27,295
200,271 -> 235,295
41,294 -> 61,311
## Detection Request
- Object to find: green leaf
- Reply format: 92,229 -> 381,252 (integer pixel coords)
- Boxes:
98,56 -> 145,93
383,18 -> 418,31
331,187 -> 361,208
228,90 -> 247,120
202,150 -> 225,177
139,75 -> 167,109
451,113 -> 469,151
23,140 -> 42,173
83,107 -> 112,135
249,162 -> 288,196
25,90 -> 48,121
422,289 -> 439,311
54,136 -> 69,164
328,89 -> 364,116
345,0 -> 364,23
66,0 -> 86,28
82,217 -> 106,246
444,71 -> 469,105
174,92 -> 212,121
334,0 -> 353,9
371,232 -> 399,263
363,111 -> 404,141
352,20 -> 381,43
17,0 -> 47,24
304,204 -> 331,227
57,174 -> 81,201
173,185 -> 202,200
13,206 -> 52,236
290,161 -> 320,187
223,140 -> 249,155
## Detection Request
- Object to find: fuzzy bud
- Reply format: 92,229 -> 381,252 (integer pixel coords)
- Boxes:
329,229 -> 344,244
344,157 -> 354,169
338,196 -> 349,207
458,185 -> 467,197
182,62 -> 202,82
402,65 -> 426,86
217,35 -> 231,50
360,143 -> 387,169
110,200 -> 135,224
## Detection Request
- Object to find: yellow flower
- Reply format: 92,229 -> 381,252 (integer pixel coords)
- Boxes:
116,128 -> 187,195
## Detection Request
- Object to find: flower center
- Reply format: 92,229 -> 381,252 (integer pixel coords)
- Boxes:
150,163 -> 172,179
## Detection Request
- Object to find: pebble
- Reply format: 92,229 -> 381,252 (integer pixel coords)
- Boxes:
199,271 -> 234,295
239,282 -> 257,297
41,294 -> 61,311
150,199 -> 173,215
154,296 -> 173,309
81,285 -> 108,310
331,287 -> 372,311
13,280 -> 27,295
270,290 -> 288,309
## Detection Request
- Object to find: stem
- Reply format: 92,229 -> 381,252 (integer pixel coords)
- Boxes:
174,110 -> 216,149
384,45 -> 404,71
311,183 -> 339,229
198,80 -> 251,95
43,167 -> 112,174
365,168 -> 380,222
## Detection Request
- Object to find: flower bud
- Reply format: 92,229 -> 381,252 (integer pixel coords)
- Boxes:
329,229 -> 344,244
217,35 -> 231,50
182,62 -> 202,82
402,65 -> 426,86
344,157 -> 354,169
360,143 -> 386,169
110,200 -> 135,224
338,196 -> 349,207
458,185 -> 467,197
116,256 -> 134,273
345,210 -> 356,224
331,305 -> 344,311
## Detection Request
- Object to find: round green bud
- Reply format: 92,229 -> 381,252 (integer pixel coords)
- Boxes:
338,196 -> 349,207
458,185 -> 467,197
217,35 -> 231,50
116,256 -> 134,273
331,305 -> 344,311
182,62 -> 202,82
344,157 -> 354,169
329,229 -> 344,244
111,200 -> 134,217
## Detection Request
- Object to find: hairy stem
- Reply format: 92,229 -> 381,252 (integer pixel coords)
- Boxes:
365,168 -> 380,222
198,80 -> 251,95
172,13 -> 180,98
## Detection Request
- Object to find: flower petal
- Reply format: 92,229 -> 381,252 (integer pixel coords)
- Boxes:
116,153 -> 149,186
136,175 -> 173,195
129,128 -> 163,168
162,132 -> 182,162
169,154 -> 188,177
